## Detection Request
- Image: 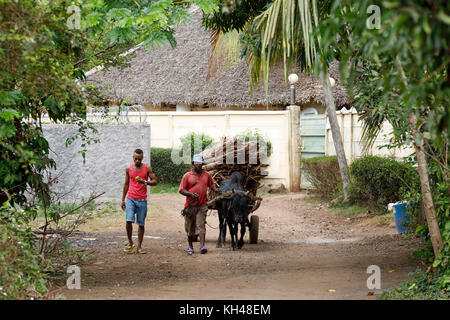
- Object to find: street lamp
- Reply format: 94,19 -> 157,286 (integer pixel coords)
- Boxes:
288,73 -> 298,105
329,77 -> 336,88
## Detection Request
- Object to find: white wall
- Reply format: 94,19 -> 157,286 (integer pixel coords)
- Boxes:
114,111 -> 291,187
41,107 -> 413,192
325,108 -> 414,162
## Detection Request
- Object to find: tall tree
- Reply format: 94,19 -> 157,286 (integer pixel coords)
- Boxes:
203,0 -> 351,199
0,0 -> 218,207
316,0 -> 448,257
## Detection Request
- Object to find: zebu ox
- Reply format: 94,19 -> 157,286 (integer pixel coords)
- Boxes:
216,172 -> 250,250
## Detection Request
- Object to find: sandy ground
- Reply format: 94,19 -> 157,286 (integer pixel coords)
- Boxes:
51,192 -> 422,300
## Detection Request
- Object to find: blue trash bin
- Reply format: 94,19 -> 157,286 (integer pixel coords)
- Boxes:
393,202 -> 411,234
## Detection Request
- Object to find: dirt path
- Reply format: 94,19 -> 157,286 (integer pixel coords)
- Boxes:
53,192 -> 421,300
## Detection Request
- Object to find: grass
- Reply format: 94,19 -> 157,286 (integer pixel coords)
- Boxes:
303,196 -> 324,205
304,193 -> 367,216
330,201 -> 394,226
78,210 -> 123,232
367,212 -> 395,226
150,183 -> 179,194
146,202 -> 172,222
304,193 -> 393,226
31,199 -> 172,232
256,189 -> 267,196
79,202 -> 171,231
304,192 -> 369,217
331,204 -> 368,217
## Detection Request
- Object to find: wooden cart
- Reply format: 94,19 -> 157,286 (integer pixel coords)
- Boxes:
201,137 -> 269,244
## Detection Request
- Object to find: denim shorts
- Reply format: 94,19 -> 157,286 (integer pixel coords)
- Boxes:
126,198 -> 147,226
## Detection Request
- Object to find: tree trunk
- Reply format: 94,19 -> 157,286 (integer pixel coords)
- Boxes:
320,69 -> 350,200
409,114 -> 443,257
395,57 -> 443,257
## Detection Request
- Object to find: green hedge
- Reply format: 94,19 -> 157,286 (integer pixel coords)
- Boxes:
150,148 -> 191,185
180,132 -> 214,159
302,156 -> 341,199
349,156 -> 419,210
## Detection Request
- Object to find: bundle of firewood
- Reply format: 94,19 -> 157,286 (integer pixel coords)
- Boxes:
201,137 -> 269,211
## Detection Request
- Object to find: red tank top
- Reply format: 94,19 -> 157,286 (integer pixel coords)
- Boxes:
127,163 -> 148,200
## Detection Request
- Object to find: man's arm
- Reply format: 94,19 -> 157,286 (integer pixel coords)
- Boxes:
136,166 -> 158,186
146,166 -> 158,186
121,168 -> 129,210
179,189 -> 198,199
207,173 -> 220,193
178,174 -> 198,199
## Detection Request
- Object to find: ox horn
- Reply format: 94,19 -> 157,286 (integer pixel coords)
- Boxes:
206,190 -> 235,206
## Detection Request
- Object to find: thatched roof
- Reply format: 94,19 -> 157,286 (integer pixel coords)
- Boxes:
86,7 -> 351,109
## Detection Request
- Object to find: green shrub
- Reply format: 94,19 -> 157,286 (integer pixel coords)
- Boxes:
0,203 -> 47,299
302,156 -> 341,199
150,148 -> 191,185
419,158 -> 449,272
380,269 -> 450,300
349,156 -> 419,210
180,132 -> 214,159
234,128 -> 272,157
388,145 -> 450,298
409,163 -> 450,282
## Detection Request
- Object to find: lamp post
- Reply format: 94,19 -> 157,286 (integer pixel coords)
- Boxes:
329,77 -> 336,88
287,73 -> 300,192
288,73 -> 298,105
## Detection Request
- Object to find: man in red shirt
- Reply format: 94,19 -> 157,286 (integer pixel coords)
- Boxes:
121,149 -> 157,254
179,154 -> 220,255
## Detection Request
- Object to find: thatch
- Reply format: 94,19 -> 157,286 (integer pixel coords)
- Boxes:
86,7 -> 351,109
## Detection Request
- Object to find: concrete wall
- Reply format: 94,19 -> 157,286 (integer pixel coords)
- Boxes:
42,124 -> 151,202
84,108 -> 413,190
325,108 -> 414,162
40,107 -> 413,196
87,111 -> 292,187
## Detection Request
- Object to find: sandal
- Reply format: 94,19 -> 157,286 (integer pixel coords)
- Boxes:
200,246 -> 208,254
123,244 -> 135,253
187,246 -> 194,255
136,248 -> 147,254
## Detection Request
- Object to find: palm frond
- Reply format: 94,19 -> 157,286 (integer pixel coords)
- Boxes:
249,0 -> 320,106
207,29 -> 241,80
360,108 -> 384,154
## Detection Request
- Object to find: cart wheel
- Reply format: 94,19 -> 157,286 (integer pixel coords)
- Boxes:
249,215 -> 259,244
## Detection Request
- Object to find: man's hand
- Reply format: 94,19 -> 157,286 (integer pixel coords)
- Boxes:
121,200 -> 126,211
135,176 -> 146,184
190,192 -> 199,200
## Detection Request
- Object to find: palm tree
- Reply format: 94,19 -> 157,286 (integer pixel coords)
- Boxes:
250,0 -> 350,199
